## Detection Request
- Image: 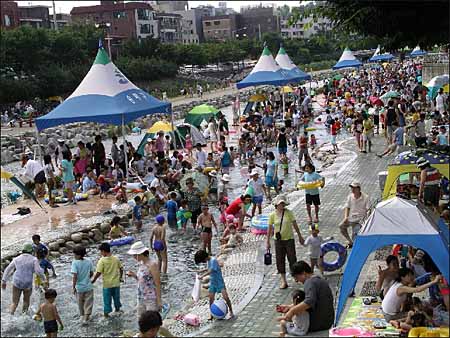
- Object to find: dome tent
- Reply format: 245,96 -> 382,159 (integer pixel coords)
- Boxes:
332,48 -> 362,70
275,46 -> 311,82
369,45 -> 394,62
410,45 -> 427,57
335,197 -> 449,325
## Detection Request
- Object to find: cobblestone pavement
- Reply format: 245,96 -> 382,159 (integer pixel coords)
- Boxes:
199,135 -> 392,337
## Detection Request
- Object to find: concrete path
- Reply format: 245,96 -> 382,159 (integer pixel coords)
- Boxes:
200,135 -> 391,337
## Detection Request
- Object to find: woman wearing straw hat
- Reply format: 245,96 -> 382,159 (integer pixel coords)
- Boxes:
126,241 -> 162,315
267,196 -> 304,289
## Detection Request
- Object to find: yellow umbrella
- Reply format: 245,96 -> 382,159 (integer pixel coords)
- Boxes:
1,169 -> 13,180
147,121 -> 175,134
249,94 -> 267,102
444,84 -> 449,93
382,62 -> 389,68
281,86 -> 294,94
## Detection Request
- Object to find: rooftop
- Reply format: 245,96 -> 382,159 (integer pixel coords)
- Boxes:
71,2 -> 152,15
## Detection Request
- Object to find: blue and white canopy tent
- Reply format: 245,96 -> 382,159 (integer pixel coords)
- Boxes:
275,45 -> 311,113
36,40 -> 171,175
335,197 -> 449,325
275,46 -> 311,82
369,45 -> 394,62
410,45 -> 427,57
236,46 -> 291,89
332,48 -> 362,70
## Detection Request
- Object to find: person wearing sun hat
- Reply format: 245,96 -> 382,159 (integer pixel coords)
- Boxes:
267,195 -> 304,289
126,241 -> 162,316
339,181 -> 370,248
2,243 -> 46,315
218,173 -> 231,205
247,169 -> 267,218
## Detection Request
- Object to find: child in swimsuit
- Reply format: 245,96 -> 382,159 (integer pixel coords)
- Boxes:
109,216 -> 128,239
197,205 -> 218,254
35,289 -> 63,337
150,215 -> 167,273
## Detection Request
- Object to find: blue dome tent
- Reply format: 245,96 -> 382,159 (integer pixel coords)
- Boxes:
335,197 -> 449,325
369,45 -> 394,62
333,48 -> 362,69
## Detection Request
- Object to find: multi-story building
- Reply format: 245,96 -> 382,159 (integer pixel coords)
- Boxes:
18,5 -> 51,28
152,1 -> 188,13
0,1 -> 20,30
240,5 -> 279,40
174,9 -> 204,44
215,2 -> 236,16
71,1 -> 158,40
194,5 -> 216,18
49,13 -> 72,30
156,12 -> 182,43
280,16 -> 331,39
202,14 -> 239,42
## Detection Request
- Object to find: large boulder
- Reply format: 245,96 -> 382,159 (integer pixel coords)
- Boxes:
71,233 -> 83,243
81,240 -> 90,247
92,229 -> 103,242
48,242 -> 60,251
58,247 -> 68,254
49,251 -> 60,258
100,222 -> 111,234
64,241 -> 76,251
57,238 -> 66,246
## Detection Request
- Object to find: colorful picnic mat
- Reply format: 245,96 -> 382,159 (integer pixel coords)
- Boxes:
341,298 -> 399,335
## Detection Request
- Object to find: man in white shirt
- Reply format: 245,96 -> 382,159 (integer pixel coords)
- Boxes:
435,88 -> 445,114
21,154 -> 46,197
339,181 -> 370,248
195,143 -> 206,169
247,169 -> 267,217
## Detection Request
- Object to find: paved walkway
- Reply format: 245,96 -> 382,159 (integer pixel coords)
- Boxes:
200,135 -> 391,337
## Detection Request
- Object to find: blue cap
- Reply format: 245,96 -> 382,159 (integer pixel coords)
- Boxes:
155,214 -> 165,224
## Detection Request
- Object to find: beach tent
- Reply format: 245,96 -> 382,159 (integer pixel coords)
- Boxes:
236,46 -> 291,89
333,48 -> 362,70
36,41 -> 171,131
410,45 -> 427,57
382,149 -> 449,200
176,123 -> 206,146
333,48 -> 362,69
275,46 -> 311,82
426,74 -> 449,99
335,197 -> 450,325
369,45 -> 394,62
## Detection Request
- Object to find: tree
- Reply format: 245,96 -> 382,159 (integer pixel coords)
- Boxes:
290,1 -> 449,50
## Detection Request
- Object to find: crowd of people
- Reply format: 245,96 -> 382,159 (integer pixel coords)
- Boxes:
2,56 -> 449,337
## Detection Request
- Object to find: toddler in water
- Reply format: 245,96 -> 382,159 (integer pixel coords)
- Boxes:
109,216 -> 128,239
277,290 -> 309,336
34,289 -> 64,337
150,215 -> 167,273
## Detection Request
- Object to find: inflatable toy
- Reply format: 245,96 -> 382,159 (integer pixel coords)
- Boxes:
321,241 -> 347,272
329,327 -> 374,337
408,327 -> 449,337
44,196 -> 68,204
109,236 -> 134,247
251,215 -> 271,231
203,167 -> 217,174
210,299 -> 228,319
251,228 -> 267,235
183,313 -> 200,326
305,127 -> 317,132
75,193 -> 88,201
297,180 -> 323,190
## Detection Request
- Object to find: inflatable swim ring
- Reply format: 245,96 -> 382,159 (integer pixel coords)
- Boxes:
329,327 -> 374,337
251,215 -> 270,230
251,228 -> 267,235
297,180 -> 323,190
408,327 -> 449,337
203,167 -> 217,174
305,127 -> 317,132
44,196 -> 68,204
109,236 -> 134,247
75,193 -> 88,201
321,241 -> 347,272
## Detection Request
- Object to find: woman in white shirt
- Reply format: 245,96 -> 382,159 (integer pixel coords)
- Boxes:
381,267 -> 441,321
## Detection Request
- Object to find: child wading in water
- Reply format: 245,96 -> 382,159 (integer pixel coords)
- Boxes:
109,216 -> 128,239
133,195 -> 143,232
194,249 -> 235,320
197,205 -> 218,254
277,290 -> 309,337
35,289 -> 64,337
150,215 -> 168,273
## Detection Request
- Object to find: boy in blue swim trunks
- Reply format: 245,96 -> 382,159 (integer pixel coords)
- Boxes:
194,249 -> 234,320
151,215 -> 167,273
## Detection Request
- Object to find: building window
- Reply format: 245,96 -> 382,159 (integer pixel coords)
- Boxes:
113,11 -> 126,19
205,21 -> 211,26
214,20 -> 220,25
267,18 -> 271,23
140,23 -> 152,34
137,8 -> 150,21
4,14 -> 11,26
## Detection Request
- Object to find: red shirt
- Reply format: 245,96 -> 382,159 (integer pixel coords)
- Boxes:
97,175 -> 105,185
226,197 -> 243,215
299,136 -> 308,149
331,124 -> 338,136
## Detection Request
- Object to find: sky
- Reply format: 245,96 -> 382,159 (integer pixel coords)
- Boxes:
16,1 -> 302,14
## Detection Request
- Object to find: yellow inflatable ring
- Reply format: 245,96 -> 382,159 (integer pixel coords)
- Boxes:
408,327 -> 449,337
203,167 -> 217,174
305,127 -> 317,132
297,180 -> 323,190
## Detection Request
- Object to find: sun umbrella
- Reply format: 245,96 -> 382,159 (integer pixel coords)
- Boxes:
426,74 -> 449,99
281,86 -> 294,94
147,121 -> 175,134
444,84 -> 449,93
248,94 -> 267,102
369,96 -> 384,106
1,169 -> 45,211
380,91 -> 400,103
185,104 -> 219,128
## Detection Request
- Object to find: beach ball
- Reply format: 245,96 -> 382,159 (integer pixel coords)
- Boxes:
210,299 -> 228,319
